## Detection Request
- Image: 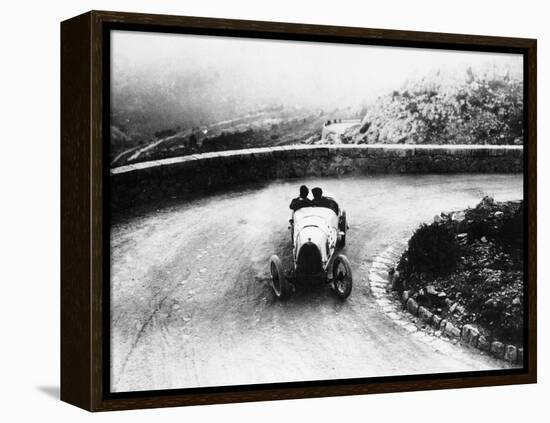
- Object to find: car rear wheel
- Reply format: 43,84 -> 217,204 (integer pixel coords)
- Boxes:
338,211 -> 347,247
269,255 -> 291,300
332,254 -> 352,299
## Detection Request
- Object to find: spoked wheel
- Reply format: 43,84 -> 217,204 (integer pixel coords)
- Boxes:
269,255 -> 291,300
332,254 -> 352,299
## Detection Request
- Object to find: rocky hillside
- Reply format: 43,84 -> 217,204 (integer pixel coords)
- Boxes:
395,197 -> 524,345
346,66 -> 523,145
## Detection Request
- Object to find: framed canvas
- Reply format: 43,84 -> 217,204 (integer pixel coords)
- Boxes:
60,10 -> 537,411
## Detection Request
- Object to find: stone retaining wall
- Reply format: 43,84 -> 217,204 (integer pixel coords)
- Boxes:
110,144 -> 523,212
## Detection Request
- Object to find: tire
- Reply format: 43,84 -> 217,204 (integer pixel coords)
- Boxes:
338,211 -> 347,247
332,254 -> 352,299
269,255 -> 291,300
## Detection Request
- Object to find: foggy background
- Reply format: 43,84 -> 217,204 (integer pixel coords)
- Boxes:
111,30 -> 521,129
109,31 -> 523,166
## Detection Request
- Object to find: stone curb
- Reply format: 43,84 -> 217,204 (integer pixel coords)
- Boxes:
368,241 -> 523,365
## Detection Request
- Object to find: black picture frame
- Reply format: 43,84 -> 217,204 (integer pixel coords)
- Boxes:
61,10 -> 537,411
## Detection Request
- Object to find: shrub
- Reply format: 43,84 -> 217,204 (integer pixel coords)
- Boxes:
396,199 -> 524,345
404,223 -> 461,277
497,204 -> 524,250
465,197 -> 524,251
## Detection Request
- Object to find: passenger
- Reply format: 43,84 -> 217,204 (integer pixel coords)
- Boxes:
311,187 -> 339,214
289,185 -> 313,211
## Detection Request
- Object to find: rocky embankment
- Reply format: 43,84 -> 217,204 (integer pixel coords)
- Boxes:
392,197 -> 524,362
345,67 -> 523,146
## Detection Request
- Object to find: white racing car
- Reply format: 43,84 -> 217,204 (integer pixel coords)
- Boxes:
269,204 -> 352,300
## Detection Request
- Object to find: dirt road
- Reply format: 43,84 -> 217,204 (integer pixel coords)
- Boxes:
110,174 -> 523,392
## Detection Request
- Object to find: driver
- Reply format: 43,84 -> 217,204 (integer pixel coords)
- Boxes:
289,185 -> 313,211
311,187 -> 339,214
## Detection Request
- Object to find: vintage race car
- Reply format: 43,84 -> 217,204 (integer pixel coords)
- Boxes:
269,204 -> 352,300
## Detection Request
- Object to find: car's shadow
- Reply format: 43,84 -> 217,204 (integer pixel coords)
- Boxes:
259,274 -> 350,310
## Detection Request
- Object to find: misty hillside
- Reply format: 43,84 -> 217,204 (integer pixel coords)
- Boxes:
110,52 -> 523,167
111,65 -> 270,144
343,66 -> 523,145
110,55 -> 363,166
111,107 -> 351,166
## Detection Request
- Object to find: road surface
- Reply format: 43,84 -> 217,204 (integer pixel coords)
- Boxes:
325,122 -> 359,134
111,174 -> 523,392
322,120 -> 360,141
